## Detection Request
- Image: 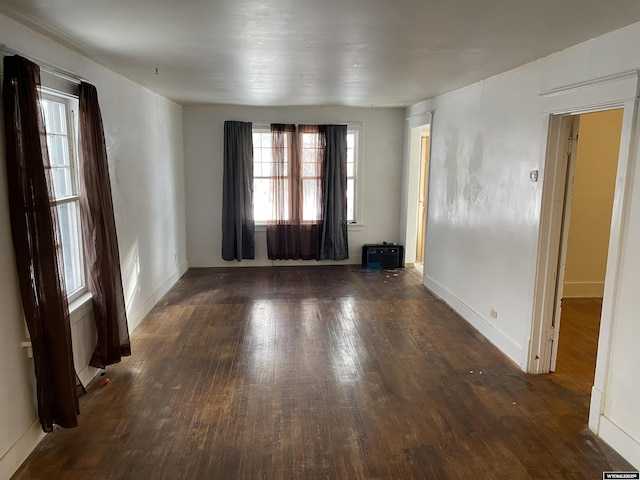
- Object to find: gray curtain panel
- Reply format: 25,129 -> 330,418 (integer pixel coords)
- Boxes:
319,125 -> 349,260
222,121 -> 255,260
78,82 -> 131,369
2,55 -> 79,431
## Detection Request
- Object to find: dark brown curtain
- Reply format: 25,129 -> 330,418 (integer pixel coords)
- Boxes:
266,124 -> 321,259
319,125 -> 349,260
78,82 -> 131,368
222,120 -> 255,260
2,54 -> 79,431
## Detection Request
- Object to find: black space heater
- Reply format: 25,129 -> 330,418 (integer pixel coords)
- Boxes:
361,243 -> 404,269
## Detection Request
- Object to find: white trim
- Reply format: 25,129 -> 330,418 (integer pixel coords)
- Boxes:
0,420 -> 46,480
598,416 -> 640,470
68,291 -> 93,325
127,260 -> 189,332
589,385 -> 604,432
562,281 -> 605,298
348,127 -> 365,224
541,71 -> 639,114
530,71 -> 640,470
593,96 -> 638,393
529,71 -> 639,375
423,274 -> 523,367
402,111 -> 433,266
188,257 -> 360,268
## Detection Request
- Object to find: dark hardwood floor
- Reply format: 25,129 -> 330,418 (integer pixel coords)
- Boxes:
12,267 -> 632,479
553,298 -> 602,395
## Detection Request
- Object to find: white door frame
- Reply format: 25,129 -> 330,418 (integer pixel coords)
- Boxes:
403,111 -> 432,268
528,71 -> 639,435
415,132 -> 430,265
548,116 -> 580,372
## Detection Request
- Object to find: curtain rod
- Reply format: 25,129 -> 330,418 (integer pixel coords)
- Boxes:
253,121 -> 364,128
1,44 -> 87,85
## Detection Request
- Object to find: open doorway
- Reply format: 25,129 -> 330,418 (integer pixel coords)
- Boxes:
529,71 -> 637,457
415,128 -> 430,274
551,110 -> 623,396
404,120 -> 431,271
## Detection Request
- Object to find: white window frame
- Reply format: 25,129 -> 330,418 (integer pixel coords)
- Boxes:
251,124 -> 364,226
346,126 -> 364,225
40,88 -> 87,304
252,126 -> 278,224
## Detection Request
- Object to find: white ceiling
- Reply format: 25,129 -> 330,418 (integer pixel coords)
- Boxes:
2,0 -> 640,107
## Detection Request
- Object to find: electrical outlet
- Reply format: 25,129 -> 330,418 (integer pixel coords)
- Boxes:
529,170 -> 539,182
490,308 -> 498,320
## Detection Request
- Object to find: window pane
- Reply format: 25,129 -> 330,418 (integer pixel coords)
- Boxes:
267,162 -> 275,177
302,133 -> 317,148
253,178 -> 272,222
347,163 -> 354,177
42,99 -> 67,135
51,167 -> 73,198
302,162 -> 317,177
252,132 -> 262,148
302,148 -> 317,163
347,178 -> 355,222
262,148 -> 272,163
347,147 -> 354,165
302,178 -> 321,221
347,133 -> 355,149
261,133 -> 271,149
279,179 -> 289,221
56,202 -> 83,294
273,159 -> 289,177
47,135 -> 70,167
253,147 -> 262,164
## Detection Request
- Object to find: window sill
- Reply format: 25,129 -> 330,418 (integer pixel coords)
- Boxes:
348,222 -> 366,231
22,291 -> 93,358
69,291 -> 93,325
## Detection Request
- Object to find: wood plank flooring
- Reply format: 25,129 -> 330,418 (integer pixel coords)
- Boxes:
553,298 -> 603,395
12,266 -> 633,479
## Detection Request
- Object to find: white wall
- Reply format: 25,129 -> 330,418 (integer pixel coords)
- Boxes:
183,106 -> 405,267
406,21 -> 640,469
0,14 -> 187,478
563,110 -> 622,298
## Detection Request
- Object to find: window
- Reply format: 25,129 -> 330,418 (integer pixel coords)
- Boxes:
300,129 -> 323,222
346,130 -> 357,223
252,129 -> 278,222
252,126 -> 361,223
40,91 -> 85,302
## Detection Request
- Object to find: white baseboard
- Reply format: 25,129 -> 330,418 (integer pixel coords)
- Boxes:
598,415 -> 640,470
0,420 -> 45,480
77,364 -> 100,389
188,256 -> 359,268
422,274 -> 524,369
127,260 -> 189,332
589,385 -> 604,432
562,281 -> 604,298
